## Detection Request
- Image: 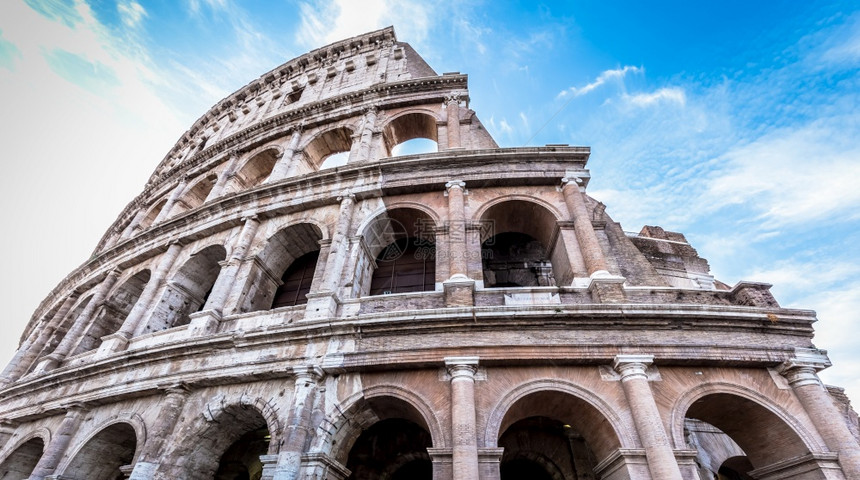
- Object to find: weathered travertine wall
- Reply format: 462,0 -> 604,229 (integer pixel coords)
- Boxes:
1,27 -> 859,480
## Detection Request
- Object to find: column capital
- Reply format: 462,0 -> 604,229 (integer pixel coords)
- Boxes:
161,383 -> 192,397
293,365 -> 324,383
62,402 -> 91,415
777,348 -> 831,387
444,93 -> 462,105
240,214 -> 260,224
613,354 -> 654,381
445,180 -> 466,191
336,192 -> 356,203
560,176 -> 585,189
445,356 -> 479,379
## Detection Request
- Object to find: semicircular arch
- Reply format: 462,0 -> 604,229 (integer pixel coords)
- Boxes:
0,427 -> 50,463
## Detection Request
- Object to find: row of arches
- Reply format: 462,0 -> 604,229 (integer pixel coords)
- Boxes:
133,110 -> 441,234
0,381 -> 830,479
26,197 -> 578,371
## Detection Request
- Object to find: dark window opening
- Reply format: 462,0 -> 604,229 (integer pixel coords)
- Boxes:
369,237 -> 435,296
272,250 -> 319,308
482,232 -> 555,287
287,88 -> 303,104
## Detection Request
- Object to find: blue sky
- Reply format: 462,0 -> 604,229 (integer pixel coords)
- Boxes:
0,0 -> 858,401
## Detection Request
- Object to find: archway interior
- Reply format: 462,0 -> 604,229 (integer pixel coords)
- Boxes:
143,244 -> 226,333
273,250 -> 320,308
480,201 -> 562,287
499,416 -> 595,480
383,112 -> 438,157
482,232 -> 553,287
497,390 -> 619,472
241,223 -> 323,313
39,296 -> 92,365
180,406 -> 270,480
360,208 -> 436,297
138,197 -> 168,231
345,418 -> 432,480
172,175 -> 217,216
73,269 -> 152,355
719,456 -> 754,480
0,437 -> 44,479
684,418 -> 752,480
305,127 -> 353,170
685,393 -> 810,470
61,423 -> 137,480
227,149 -> 280,193
213,426 -> 270,480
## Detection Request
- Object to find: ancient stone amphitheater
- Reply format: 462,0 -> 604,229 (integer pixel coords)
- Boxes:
1,27 -> 858,480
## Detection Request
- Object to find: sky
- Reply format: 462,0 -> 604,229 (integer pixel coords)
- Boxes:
0,0 -> 858,402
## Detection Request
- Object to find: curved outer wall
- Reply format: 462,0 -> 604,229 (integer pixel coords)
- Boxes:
1,27 -> 859,480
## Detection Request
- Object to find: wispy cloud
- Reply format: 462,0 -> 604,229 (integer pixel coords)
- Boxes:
622,87 -> 686,107
117,0 -> 147,29
558,65 -> 642,98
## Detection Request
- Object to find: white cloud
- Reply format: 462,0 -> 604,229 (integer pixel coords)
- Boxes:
705,117 -> 860,228
117,1 -> 147,29
558,65 -> 642,98
622,87 -> 686,107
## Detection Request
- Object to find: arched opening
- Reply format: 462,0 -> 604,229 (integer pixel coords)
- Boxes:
237,223 -> 324,313
480,200 -> 568,287
224,149 -> 280,194
0,437 -> 44,479
338,396 -> 434,480
684,393 -> 811,476
137,198 -> 168,231
170,175 -> 217,216
61,423 -> 137,480
72,269 -> 151,354
37,296 -> 92,364
304,127 -> 354,170
359,208 -> 436,297
174,405 -> 271,480
143,245 -> 226,333
497,390 -> 619,478
383,112 -> 438,157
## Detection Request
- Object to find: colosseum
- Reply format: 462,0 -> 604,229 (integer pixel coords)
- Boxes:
1,27 -> 859,480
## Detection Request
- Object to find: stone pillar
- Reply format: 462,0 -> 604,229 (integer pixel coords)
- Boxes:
128,386 -> 190,480
778,351 -> 860,478
0,419 -> 18,447
153,178 -> 188,224
445,180 -> 468,279
207,150 -> 242,200
613,355 -> 682,480
356,106 -> 377,162
1,295 -> 78,384
560,177 -> 609,277
325,193 -> 356,293
203,216 -> 260,313
29,405 -> 88,480
274,366 -> 323,480
36,269 -> 121,371
103,242 -> 184,347
445,95 -> 462,149
120,210 -> 147,240
268,128 -> 303,182
445,356 -> 480,480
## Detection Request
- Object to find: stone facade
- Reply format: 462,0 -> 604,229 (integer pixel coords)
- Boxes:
1,27 -> 859,480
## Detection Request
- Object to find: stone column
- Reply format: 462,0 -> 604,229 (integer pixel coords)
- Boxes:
613,355 -> 682,480
29,405 -> 88,480
207,150 -> 242,200
560,177 -> 609,277
268,128 -> 303,182
322,194 -> 356,294
356,106 -> 377,162
107,242 -> 184,343
445,181 -> 468,279
779,351 -> 860,478
37,269 -> 121,371
128,386 -> 190,480
153,178 -> 188,224
1,295 -> 78,384
445,356 -> 480,480
120,210 -> 147,240
445,95 -> 461,149
203,216 -> 261,313
274,366 -> 323,480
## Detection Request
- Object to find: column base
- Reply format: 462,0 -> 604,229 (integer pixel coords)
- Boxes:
95,332 -> 131,358
304,292 -> 341,320
750,452 -> 843,480
443,276 -> 475,307
32,354 -> 62,375
259,454 -> 279,480
587,275 -> 626,303
297,452 -> 351,480
593,448 -> 649,480
187,309 -> 223,336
